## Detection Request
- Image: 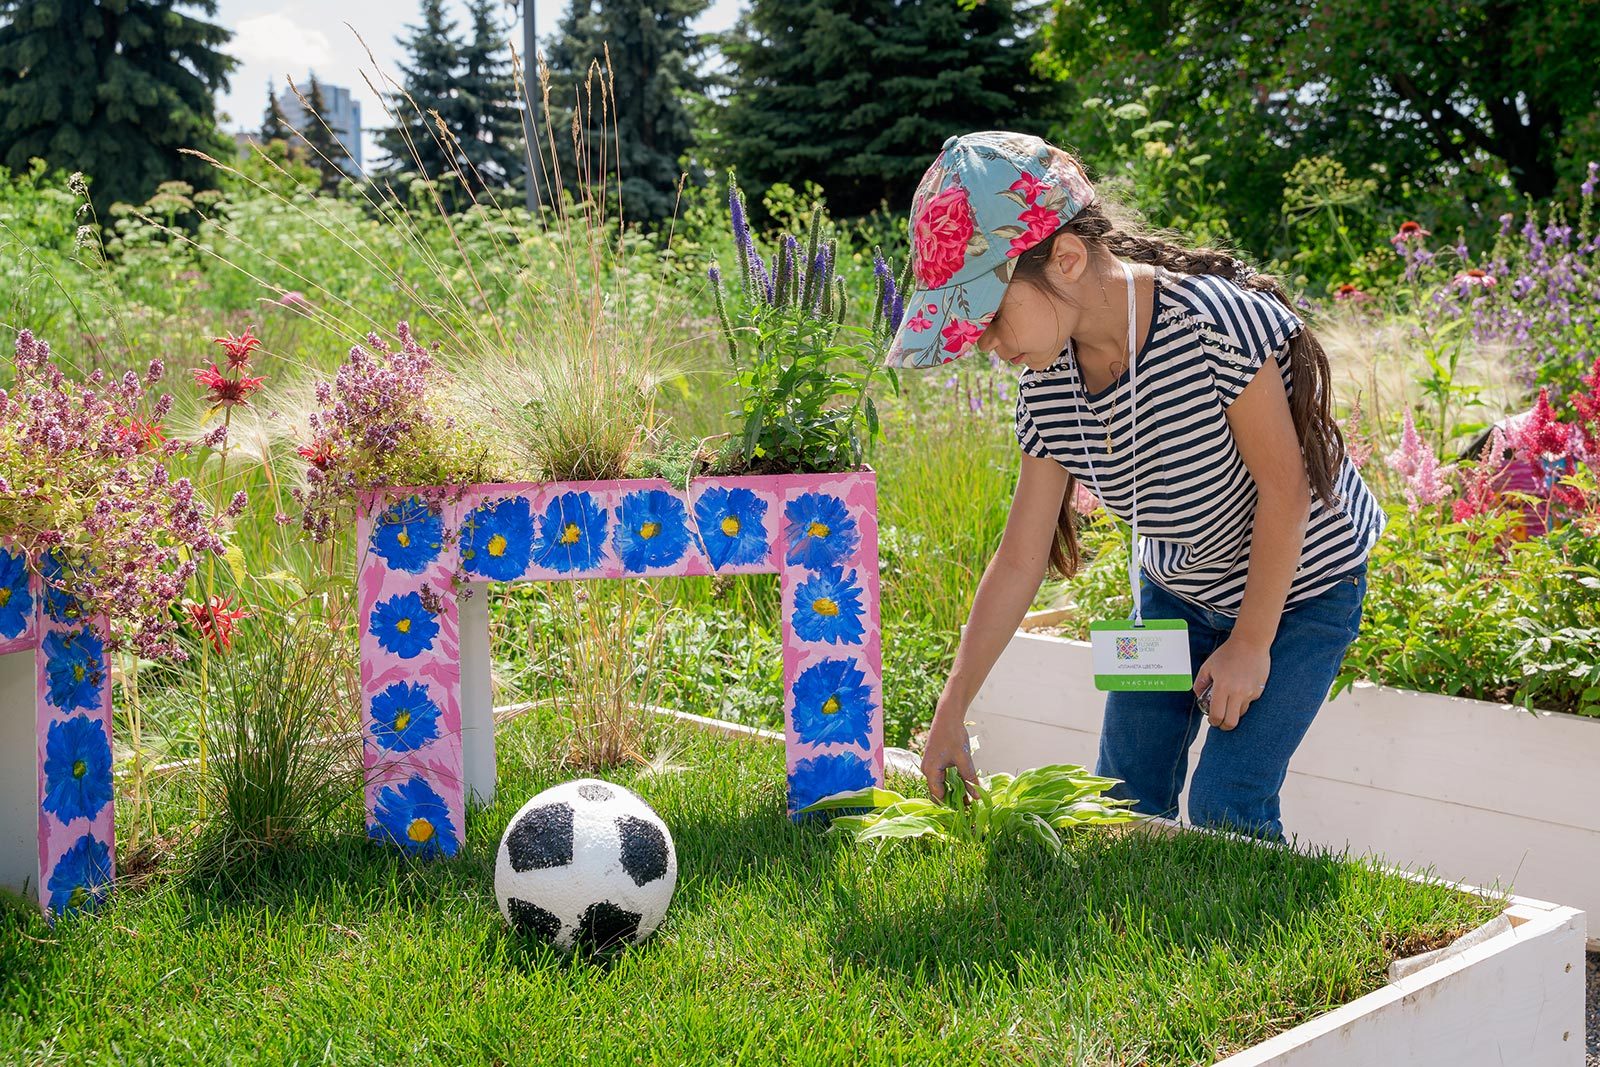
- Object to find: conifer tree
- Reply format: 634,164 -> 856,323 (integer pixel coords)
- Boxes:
0,0 -> 237,212
294,75 -> 352,193
452,0 -> 526,195
259,78 -> 294,145
374,0 -> 466,182
544,0 -> 710,225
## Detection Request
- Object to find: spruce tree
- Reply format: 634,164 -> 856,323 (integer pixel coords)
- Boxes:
294,75 -> 352,194
0,0 -> 237,213
716,0 -> 1058,219
374,0 -> 467,183
543,0 -> 711,225
452,0 -> 526,195
259,78 -> 294,145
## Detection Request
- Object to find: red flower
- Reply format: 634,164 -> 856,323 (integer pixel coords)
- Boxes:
1452,268 -> 1497,289
1333,283 -> 1370,303
1572,354 -> 1600,453
913,185 -> 976,289
1008,173 -> 1047,204
1390,220 -> 1431,246
120,415 -> 165,453
1516,387 -> 1572,459
187,594 -> 249,653
297,438 -> 336,471
940,316 -> 985,356
213,325 -> 262,370
193,362 -> 265,408
1008,202 -> 1063,258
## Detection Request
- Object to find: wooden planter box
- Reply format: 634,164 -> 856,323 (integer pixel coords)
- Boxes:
672,704 -> 1588,1066
969,611 -> 1600,942
356,471 -> 884,858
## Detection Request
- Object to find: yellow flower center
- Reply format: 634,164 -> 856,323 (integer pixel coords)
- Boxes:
394,711 -> 411,732
0,587 -> 10,608
407,818 -> 434,843
73,664 -> 85,682
639,522 -> 660,540
67,885 -> 89,910
396,617 -> 412,634
397,529 -> 411,548
72,759 -> 87,778
813,597 -> 839,617
487,533 -> 508,557
720,516 -> 741,536
560,523 -> 582,545
807,521 -> 830,539
821,696 -> 841,715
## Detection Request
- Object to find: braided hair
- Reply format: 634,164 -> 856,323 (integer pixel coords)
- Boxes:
1010,168 -> 1346,580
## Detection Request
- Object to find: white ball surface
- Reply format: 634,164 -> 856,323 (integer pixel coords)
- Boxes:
494,777 -> 678,953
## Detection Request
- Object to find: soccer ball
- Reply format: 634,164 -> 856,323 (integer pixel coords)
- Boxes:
493,777 -> 678,953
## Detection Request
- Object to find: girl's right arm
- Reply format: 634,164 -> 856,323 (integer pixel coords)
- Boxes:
921,451 -> 1070,801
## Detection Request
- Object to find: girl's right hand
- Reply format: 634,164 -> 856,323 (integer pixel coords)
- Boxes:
921,704 -> 981,804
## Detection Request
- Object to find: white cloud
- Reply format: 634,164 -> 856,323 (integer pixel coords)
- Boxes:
228,13 -> 335,73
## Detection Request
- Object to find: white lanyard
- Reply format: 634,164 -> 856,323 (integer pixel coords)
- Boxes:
1070,261 -> 1144,625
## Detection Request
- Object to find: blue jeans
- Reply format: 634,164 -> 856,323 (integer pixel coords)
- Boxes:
1095,564 -> 1368,842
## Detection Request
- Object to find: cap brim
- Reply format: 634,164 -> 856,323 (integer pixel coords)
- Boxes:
882,265 -> 1009,369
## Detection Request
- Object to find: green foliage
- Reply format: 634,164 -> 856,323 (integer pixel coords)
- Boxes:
800,763 -> 1142,856
187,614 -> 363,881
1277,156 -> 1391,291
715,0 -> 1060,221
0,0 -> 237,215
543,0 -> 710,224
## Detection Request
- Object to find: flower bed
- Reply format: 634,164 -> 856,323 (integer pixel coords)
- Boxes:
969,612 -> 1600,937
356,470 -> 884,856
3,699 -> 1579,1066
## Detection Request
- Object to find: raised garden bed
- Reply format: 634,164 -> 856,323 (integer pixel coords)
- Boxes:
968,609 -> 1600,944
0,698 -> 1582,1066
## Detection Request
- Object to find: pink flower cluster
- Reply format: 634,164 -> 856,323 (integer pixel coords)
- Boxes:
0,331 -> 231,658
292,322 -> 458,542
1383,408 -> 1455,515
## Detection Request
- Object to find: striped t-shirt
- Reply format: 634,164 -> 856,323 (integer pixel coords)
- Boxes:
1014,265 -> 1386,615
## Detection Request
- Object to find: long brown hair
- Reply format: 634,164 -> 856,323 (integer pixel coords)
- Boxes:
1013,158 -> 1346,581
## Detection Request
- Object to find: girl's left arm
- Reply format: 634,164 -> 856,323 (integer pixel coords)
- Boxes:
1195,353 -> 1313,730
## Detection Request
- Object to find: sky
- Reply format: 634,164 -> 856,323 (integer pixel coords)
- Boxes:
214,0 -> 744,166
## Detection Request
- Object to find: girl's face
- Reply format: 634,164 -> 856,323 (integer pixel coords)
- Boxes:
975,278 -> 1078,372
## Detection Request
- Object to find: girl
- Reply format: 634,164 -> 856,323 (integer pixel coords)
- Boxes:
884,131 -> 1384,841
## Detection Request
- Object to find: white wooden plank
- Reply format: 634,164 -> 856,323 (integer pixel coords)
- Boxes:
0,651 -> 35,898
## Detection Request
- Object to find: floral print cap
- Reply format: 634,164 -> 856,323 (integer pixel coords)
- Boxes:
884,131 -> 1095,369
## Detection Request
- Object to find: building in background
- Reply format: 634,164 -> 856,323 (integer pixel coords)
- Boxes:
275,78 -> 363,176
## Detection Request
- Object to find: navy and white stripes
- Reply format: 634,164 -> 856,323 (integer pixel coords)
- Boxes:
1015,267 -> 1386,616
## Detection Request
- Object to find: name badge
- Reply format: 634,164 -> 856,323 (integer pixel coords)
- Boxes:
1089,619 -> 1193,691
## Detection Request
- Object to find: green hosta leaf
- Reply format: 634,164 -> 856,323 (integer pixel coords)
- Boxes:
796,786 -> 906,815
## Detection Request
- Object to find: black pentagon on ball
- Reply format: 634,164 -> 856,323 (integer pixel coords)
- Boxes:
576,900 -> 642,950
615,814 -> 669,887
506,897 -> 562,943
577,783 -> 615,803
506,802 -> 574,871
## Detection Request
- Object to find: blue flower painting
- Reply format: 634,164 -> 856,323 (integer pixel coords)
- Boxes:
461,496 -> 535,581
40,550 -> 83,624
791,658 -> 875,747
614,489 -> 690,572
43,628 -> 106,712
693,486 -> 769,569
370,496 -> 444,574
46,833 -> 112,919
369,681 -> 443,752
0,547 -> 33,639
532,491 -> 608,573
41,714 -> 114,823
792,566 -> 866,645
370,591 -> 440,660
784,492 -> 860,569
788,752 -> 876,815
370,776 -> 459,857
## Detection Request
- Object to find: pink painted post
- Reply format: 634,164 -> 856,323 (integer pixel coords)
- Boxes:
355,471 -> 884,855
0,545 -> 116,918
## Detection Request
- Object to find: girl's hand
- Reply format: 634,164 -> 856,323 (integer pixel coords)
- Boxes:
921,702 -> 980,804
1193,637 -> 1271,731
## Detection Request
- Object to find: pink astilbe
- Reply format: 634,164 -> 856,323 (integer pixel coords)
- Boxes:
1383,408 -> 1455,514
0,330 -> 231,658
1451,425 -> 1511,523
1341,397 -> 1374,469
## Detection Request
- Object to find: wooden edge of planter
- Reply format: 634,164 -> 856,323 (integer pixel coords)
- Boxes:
658,708 -> 1588,1064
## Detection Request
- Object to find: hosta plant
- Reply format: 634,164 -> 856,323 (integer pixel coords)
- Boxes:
798,763 -> 1142,858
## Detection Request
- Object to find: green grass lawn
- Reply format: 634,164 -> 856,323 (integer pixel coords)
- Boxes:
1,709 -> 1500,1066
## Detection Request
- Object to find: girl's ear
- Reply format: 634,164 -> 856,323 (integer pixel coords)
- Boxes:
1049,232 -> 1093,286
